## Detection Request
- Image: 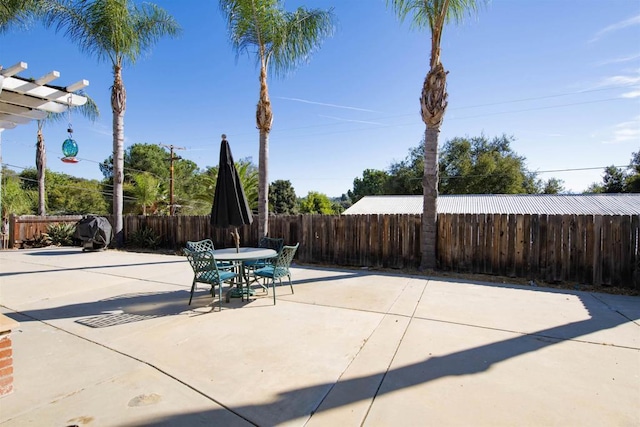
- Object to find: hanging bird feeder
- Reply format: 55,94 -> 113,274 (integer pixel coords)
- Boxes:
61,94 -> 79,164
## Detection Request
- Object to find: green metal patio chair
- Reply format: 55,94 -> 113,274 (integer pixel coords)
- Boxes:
251,243 -> 299,305
184,248 -> 237,309
244,237 -> 284,291
186,239 -> 233,269
186,239 -> 215,252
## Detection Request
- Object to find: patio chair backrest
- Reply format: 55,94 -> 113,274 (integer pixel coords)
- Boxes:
186,239 -> 215,253
271,243 -> 299,278
184,248 -> 224,282
258,236 -> 284,253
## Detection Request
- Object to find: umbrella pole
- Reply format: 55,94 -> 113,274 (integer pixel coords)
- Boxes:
232,228 -> 240,252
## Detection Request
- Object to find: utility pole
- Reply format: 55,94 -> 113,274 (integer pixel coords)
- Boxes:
159,143 -> 186,215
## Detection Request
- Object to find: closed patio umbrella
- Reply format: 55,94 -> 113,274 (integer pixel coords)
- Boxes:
210,134 -> 253,251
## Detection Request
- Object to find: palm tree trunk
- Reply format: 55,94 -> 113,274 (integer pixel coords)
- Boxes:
420,62 -> 448,270
256,65 -> 273,237
36,125 -> 46,216
422,126 -> 439,269
111,64 -> 126,247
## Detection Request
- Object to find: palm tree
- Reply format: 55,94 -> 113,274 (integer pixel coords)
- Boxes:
35,92 -> 99,216
126,172 -> 160,215
0,0 -> 42,32
43,0 -> 181,246
387,0 -> 485,269
219,0 -> 334,237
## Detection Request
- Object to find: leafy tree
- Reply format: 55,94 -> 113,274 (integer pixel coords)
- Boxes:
542,178 -> 565,194
387,0 -> 486,269
439,135 -> 539,194
587,151 -> 640,193
601,165 -> 627,193
235,159 -> 259,211
336,193 -> 352,211
387,145 -> 424,195
20,168 -> 107,214
189,166 -> 218,214
625,151 -> 640,193
220,0 -> 335,237
299,191 -> 334,214
348,169 -> 390,203
100,144 -> 168,185
1,169 -> 35,217
270,180 -> 298,214
45,0 -> 181,245
125,172 -> 161,215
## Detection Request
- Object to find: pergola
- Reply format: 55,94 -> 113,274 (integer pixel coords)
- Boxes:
0,61 -> 88,130
0,61 -> 89,217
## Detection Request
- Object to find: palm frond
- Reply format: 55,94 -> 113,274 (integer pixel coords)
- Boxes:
387,0 -> 486,31
43,0 -> 181,66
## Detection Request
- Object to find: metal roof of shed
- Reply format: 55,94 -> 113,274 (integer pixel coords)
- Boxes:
343,194 -> 640,215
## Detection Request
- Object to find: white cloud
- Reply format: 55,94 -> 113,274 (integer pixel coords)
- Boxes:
599,74 -> 640,86
590,14 -> 640,42
603,116 -> 640,144
598,53 -> 640,66
621,89 -> 640,98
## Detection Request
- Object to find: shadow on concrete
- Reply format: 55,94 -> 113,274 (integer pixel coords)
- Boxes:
3,289 -> 218,327
25,249 -> 87,256
125,289 -> 639,426
0,259 -> 186,278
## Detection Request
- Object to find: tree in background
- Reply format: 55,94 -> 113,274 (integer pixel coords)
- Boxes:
542,178 -> 565,194
270,179 -> 297,214
235,160 -> 259,211
387,0 -> 486,269
587,152 -> 640,193
439,135 -> 538,194
1,169 -> 35,217
626,151 -> 640,193
351,134 -> 556,198
44,0 -> 181,246
387,145 -> 424,195
299,191 -> 334,214
19,168 -> 107,214
348,169 -> 390,203
220,0 -> 335,237
125,172 -> 161,215
189,158 -> 259,214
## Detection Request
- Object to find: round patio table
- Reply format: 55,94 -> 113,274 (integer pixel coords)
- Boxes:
212,247 -> 277,302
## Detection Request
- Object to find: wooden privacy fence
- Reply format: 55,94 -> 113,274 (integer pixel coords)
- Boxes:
438,213 -> 638,287
7,213 -> 639,287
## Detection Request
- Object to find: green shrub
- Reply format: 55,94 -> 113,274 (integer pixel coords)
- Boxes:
46,222 -> 76,246
128,226 -> 162,249
25,233 -> 52,248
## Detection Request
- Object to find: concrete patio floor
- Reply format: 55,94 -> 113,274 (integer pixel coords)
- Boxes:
0,247 -> 638,426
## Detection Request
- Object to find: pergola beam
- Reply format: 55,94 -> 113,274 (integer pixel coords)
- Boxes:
35,70 -> 60,86
0,91 -> 68,113
3,77 -> 88,106
0,62 -> 28,77
66,79 -> 89,92
0,102 -> 48,120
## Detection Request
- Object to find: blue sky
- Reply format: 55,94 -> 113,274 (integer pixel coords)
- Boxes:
1,0 -> 639,197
